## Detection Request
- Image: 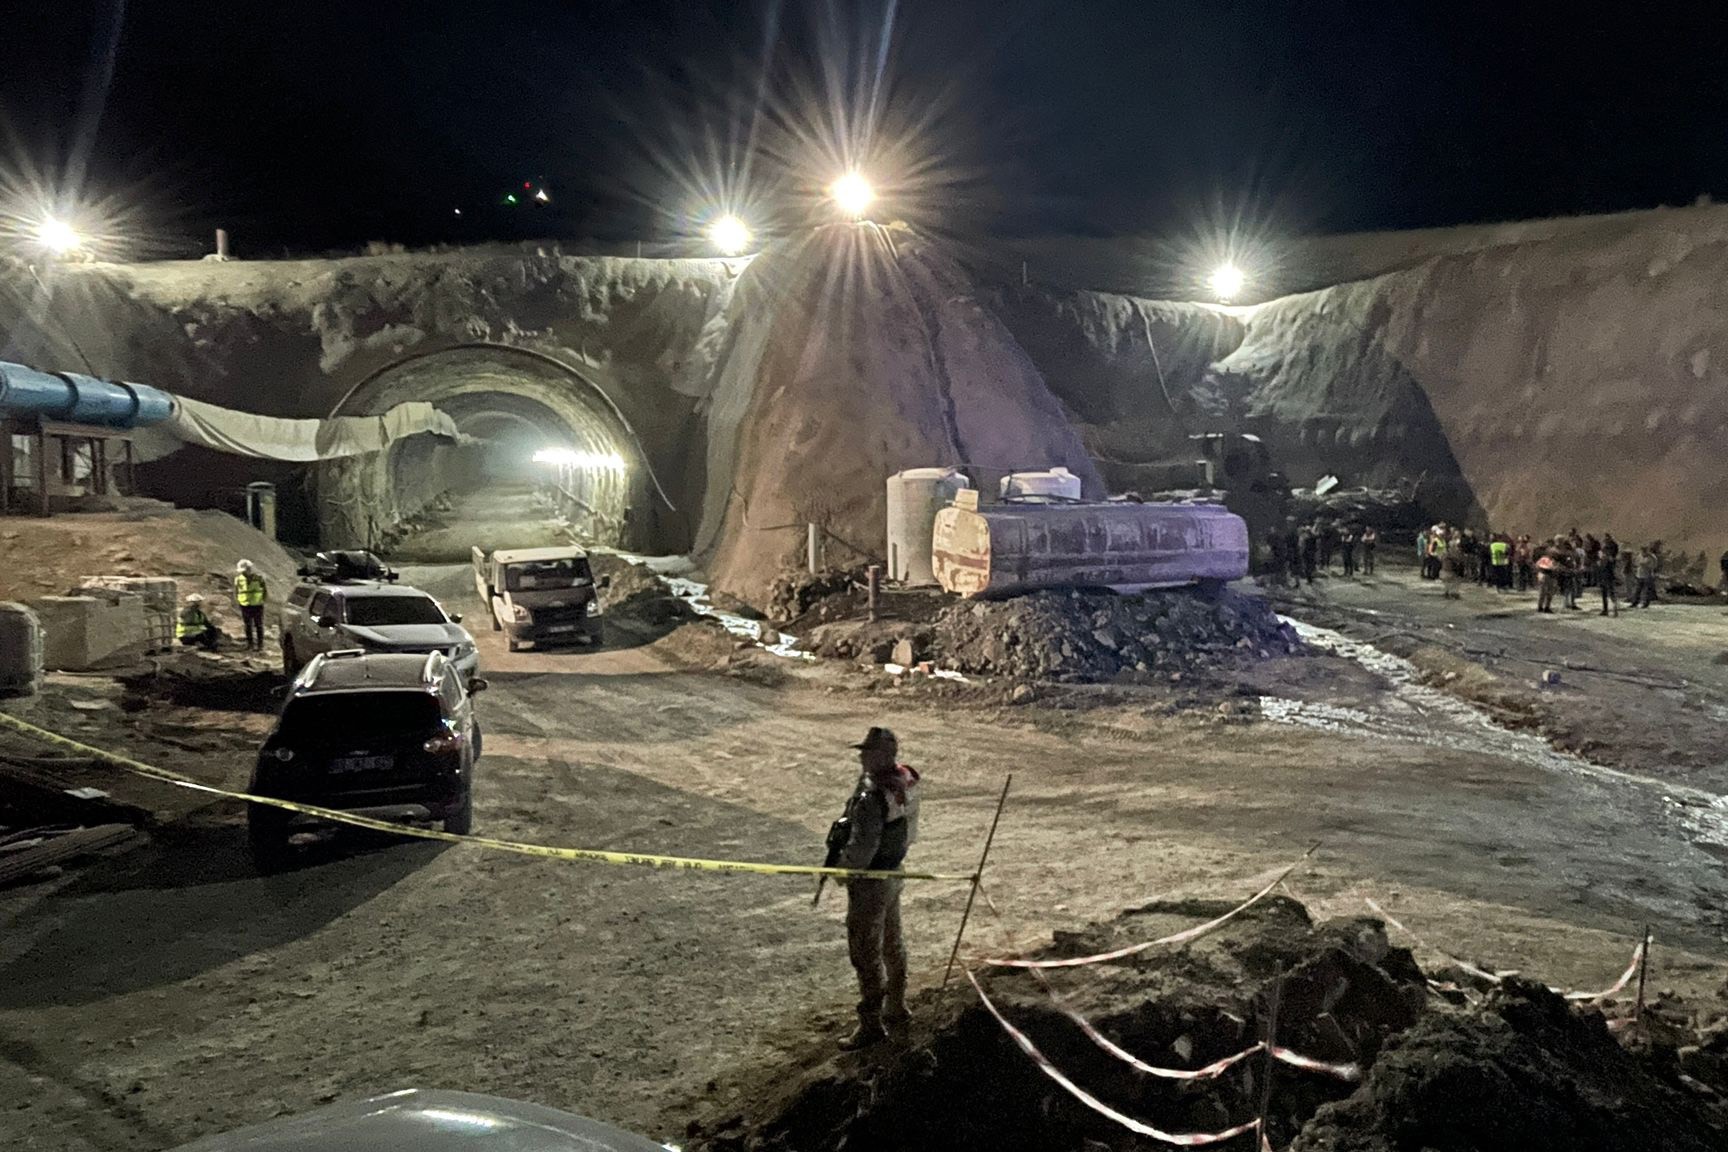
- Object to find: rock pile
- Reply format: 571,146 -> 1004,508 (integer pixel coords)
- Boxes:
928,586 -> 1299,682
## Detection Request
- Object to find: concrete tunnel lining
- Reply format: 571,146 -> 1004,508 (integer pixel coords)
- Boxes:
315,344 -> 667,551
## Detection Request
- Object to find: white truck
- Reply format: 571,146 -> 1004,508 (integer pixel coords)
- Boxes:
471,546 -> 609,652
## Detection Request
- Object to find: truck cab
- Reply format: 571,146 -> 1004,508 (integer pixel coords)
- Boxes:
472,546 -> 609,652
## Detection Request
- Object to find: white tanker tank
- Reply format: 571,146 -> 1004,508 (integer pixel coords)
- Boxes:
885,467 -> 973,586
931,499 -> 1249,597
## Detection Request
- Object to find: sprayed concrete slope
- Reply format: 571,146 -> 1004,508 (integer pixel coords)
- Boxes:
4,205 -> 1726,592
700,225 -> 1101,600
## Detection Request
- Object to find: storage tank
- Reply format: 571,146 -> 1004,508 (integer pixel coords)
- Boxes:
999,467 -> 1082,501
0,602 -> 44,697
885,467 -> 972,585
931,501 -> 1249,597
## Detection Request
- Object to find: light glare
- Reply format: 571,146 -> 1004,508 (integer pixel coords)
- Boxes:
828,171 -> 875,218
35,217 -> 82,254
1209,263 -> 1246,301
708,214 -> 751,255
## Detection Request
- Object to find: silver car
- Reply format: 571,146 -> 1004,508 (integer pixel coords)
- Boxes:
280,581 -> 478,682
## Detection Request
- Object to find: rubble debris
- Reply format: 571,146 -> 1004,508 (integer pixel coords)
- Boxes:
925,586 -> 1299,683
0,824 -> 138,888
1294,978 -> 1726,1151
801,582 -> 1299,684
764,567 -> 866,627
690,898 -> 1727,1152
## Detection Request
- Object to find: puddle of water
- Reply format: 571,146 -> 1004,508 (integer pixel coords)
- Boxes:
1263,616 -> 1728,851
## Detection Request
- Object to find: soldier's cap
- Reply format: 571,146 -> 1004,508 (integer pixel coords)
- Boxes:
852,726 -> 898,752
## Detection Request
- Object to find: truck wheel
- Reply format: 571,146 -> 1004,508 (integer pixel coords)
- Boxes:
248,804 -> 293,874
443,788 -> 473,835
490,609 -> 501,632
280,638 -> 299,677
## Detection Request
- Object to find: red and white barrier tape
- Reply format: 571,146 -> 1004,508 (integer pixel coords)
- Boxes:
1269,1045 -> 1361,1082
973,876 -> 1361,1085
1368,899 -> 1647,1004
977,857 -> 1305,970
1561,939 -> 1645,1003
967,969 -> 1262,1147
1365,898 -> 1505,986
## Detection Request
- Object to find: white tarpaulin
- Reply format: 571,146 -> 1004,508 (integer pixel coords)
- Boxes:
158,395 -> 459,461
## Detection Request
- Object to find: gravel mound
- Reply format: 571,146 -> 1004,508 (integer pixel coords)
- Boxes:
929,586 -> 1299,682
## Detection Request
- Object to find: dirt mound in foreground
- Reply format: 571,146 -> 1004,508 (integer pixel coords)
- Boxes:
689,897 -> 1725,1152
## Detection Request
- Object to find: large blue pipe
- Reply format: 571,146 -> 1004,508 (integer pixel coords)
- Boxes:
0,361 -> 174,429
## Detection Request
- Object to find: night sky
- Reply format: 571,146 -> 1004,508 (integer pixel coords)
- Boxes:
3,1 -> 1726,256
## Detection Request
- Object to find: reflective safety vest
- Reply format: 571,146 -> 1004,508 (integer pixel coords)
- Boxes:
176,607 -> 211,639
1490,541 -> 1510,565
234,573 -> 267,607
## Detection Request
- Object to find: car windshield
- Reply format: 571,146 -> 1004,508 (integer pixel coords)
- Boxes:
504,558 -> 592,591
278,692 -> 439,741
344,595 -> 446,627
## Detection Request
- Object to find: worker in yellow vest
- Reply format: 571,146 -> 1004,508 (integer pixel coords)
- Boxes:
234,560 -> 269,651
176,594 -> 220,650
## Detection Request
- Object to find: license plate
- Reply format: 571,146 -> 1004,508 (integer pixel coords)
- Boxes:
330,754 -> 393,774
546,624 -> 579,634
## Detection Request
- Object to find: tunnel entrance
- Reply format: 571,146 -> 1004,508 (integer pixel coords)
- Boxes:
314,345 -> 663,558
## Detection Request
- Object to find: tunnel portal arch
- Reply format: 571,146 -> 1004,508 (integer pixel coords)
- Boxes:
315,344 -> 669,554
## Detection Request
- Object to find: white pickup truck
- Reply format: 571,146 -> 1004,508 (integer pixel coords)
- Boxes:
472,546 -> 609,652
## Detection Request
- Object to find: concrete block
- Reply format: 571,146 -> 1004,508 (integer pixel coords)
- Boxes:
79,576 -> 178,615
30,595 -> 151,671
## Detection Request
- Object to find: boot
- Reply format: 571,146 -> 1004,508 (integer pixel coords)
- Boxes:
839,1022 -> 887,1050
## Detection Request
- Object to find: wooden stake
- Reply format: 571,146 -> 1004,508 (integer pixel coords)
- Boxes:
1634,924 -> 1652,1025
1258,971 -> 1282,1147
943,773 -> 1013,987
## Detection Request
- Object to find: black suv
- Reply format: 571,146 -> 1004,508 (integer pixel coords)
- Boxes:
248,650 -> 485,871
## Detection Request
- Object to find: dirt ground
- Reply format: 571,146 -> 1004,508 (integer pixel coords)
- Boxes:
2,556 -> 1726,1150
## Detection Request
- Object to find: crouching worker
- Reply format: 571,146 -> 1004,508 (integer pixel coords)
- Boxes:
833,726 -> 921,1050
176,593 -> 220,650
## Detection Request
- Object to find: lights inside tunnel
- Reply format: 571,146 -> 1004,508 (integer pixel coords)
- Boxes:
828,171 -> 875,219
532,447 -> 627,471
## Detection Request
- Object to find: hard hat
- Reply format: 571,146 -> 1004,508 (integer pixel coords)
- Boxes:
186,593 -> 205,603
236,559 -> 254,572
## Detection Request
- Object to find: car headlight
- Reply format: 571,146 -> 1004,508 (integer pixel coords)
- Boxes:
453,641 -> 476,658
586,599 -> 602,616
510,604 -> 531,622
270,746 -> 295,763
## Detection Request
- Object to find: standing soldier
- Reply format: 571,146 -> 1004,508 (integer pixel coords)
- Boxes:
1339,524 -> 1358,577
1282,519 -> 1301,587
1361,526 -> 1378,575
832,727 -> 921,1050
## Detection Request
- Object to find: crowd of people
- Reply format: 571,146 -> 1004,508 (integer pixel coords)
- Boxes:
1263,519 -> 1380,585
1264,518 -> 1685,618
1412,524 -> 1661,615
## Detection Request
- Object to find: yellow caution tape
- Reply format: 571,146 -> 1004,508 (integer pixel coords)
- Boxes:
0,710 -> 974,882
